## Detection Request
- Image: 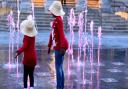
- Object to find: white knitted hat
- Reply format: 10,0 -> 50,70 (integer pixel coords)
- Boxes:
20,20 -> 38,37
49,1 -> 65,16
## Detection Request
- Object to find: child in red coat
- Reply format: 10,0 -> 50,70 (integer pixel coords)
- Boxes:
15,19 -> 38,89
48,1 -> 69,89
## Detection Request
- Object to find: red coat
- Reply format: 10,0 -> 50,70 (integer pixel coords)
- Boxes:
48,16 -> 69,50
17,35 -> 37,67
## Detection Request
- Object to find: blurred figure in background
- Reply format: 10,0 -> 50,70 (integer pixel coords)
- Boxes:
61,0 -> 66,5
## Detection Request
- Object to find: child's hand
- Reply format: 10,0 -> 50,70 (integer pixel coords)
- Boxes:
60,48 -> 66,56
14,51 -> 18,58
50,21 -> 53,27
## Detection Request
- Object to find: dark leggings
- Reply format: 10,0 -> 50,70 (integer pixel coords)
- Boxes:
24,65 -> 35,88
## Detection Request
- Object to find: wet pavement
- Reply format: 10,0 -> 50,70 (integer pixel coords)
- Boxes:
0,48 -> 128,89
0,30 -> 128,89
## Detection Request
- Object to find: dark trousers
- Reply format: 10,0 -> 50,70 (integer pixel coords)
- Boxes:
24,65 -> 35,88
61,0 -> 66,5
55,50 -> 64,89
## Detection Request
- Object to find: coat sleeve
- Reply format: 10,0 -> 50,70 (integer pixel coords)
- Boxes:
17,36 -> 29,55
57,18 -> 65,48
48,32 -> 53,48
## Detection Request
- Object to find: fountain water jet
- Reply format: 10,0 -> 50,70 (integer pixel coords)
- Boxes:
67,8 -> 76,76
97,26 -> 102,65
78,12 -> 84,66
7,11 -> 16,69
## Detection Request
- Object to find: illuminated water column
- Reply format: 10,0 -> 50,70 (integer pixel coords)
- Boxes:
90,21 -> 94,66
7,11 -> 15,68
78,12 -> 84,66
84,0 -> 88,33
16,0 -> 20,77
67,8 -> 76,77
97,26 -> 102,65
